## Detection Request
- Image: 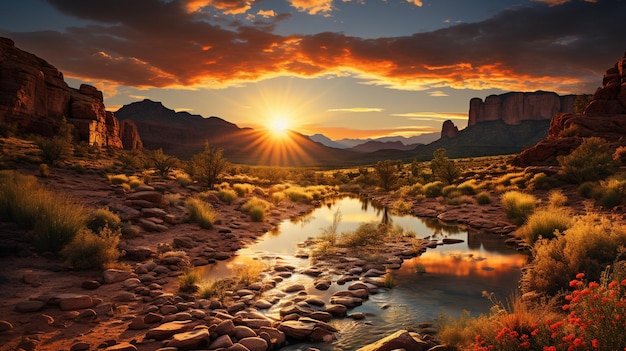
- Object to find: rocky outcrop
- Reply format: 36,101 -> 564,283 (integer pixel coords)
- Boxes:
513,52 -> 626,166
440,120 -> 459,139
468,91 -> 576,126
0,37 -> 140,149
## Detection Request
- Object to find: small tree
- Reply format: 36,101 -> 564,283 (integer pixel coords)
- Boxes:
35,117 -> 74,165
374,160 -> 399,191
558,137 -> 617,184
148,149 -> 178,178
430,148 -> 460,184
188,143 -> 229,189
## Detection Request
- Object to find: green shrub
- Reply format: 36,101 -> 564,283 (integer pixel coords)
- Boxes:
423,181 -> 444,198
530,172 -> 557,190
476,191 -> 491,205
456,180 -> 477,195
500,191 -> 536,225
339,222 -> 386,248
578,181 -> 596,198
284,187 -> 313,203
61,227 -> 121,270
87,208 -> 121,233
185,198 -> 217,229
522,213 -> 626,296
34,119 -> 73,165
241,197 -> 271,222
558,137 -> 617,184
178,270 -> 200,293
217,189 -> 238,204
271,191 -> 285,204
391,199 -> 412,215
515,208 -> 573,245
441,185 -> 458,198
547,189 -> 567,207
233,183 -> 254,196
197,279 -> 232,299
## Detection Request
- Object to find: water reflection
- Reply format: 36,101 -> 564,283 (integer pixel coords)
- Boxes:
200,196 -> 526,351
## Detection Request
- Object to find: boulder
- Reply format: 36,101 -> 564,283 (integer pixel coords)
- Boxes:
145,320 -> 194,340
238,337 -> 268,351
103,269 -> 134,284
166,328 -> 210,349
356,330 -> 429,351
56,294 -> 94,311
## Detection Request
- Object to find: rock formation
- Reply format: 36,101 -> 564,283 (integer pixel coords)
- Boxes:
440,120 -> 459,139
0,37 -> 141,149
513,52 -> 626,166
468,91 -> 576,126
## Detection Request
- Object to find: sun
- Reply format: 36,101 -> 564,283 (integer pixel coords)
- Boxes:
270,118 -> 289,133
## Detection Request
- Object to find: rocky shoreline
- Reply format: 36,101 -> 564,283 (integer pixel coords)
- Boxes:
0,167 -> 529,351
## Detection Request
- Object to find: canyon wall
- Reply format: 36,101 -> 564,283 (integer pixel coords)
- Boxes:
0,37 -> 141,149
468,91 -> 576,127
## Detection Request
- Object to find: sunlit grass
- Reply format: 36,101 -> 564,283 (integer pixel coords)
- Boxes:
241,197 -> 271,222
61,227 -> 121,270
500,191 -> 536,225
178,270 -> 200,293
232,260 -> 266,285
185,197 -> 218,229
197,279 -> 232,300
514,208 -> 573,245
217,189 -> 238,204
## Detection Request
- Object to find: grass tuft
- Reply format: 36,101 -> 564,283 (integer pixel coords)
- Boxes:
500,191 -> 536,225
185,197 -> 218,229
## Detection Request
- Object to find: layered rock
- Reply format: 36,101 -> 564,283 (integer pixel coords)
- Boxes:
468,91 -> 576,126
0,37 -> 140,149
513,52 -> 626,166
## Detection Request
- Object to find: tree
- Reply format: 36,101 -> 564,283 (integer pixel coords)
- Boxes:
374,160 -> 399,191
188,143 -> 229,189
430,148 -> 460,184
148,149 -> 178,178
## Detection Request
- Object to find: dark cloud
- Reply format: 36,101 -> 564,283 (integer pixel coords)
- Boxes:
4,0 -> 625,93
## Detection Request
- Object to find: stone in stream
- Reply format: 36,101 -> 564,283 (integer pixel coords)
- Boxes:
145,320 -> 194,340
166,328 -> 210,349
209,334 -> 233,349
234,325 -> 258,339
329,296 -> 363,308
355,329 -> 429,351
238,336 -> 269,351
277,320 -> 316,339
283,283 -> 305,293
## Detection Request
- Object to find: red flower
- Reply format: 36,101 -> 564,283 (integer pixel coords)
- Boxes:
576,273 -> 585,279
592,339 -> 599,348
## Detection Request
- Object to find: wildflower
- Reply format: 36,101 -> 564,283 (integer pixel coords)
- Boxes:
592,339 -> 599,348
609,281 -> 618,289
621,278 -> 626,286
576,273 -> 585,279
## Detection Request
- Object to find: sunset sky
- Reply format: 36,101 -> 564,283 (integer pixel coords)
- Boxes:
1,0 -> 624,140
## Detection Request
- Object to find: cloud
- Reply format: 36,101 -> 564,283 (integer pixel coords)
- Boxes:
256,9 -> 277,18
327,107 -> 384,112
299,124 -> 436,139
288,0 -> 333,14
393,112 -> 468,121
406,0 -> 423,7
6,0 -> 624,96
428,90 -> 448,97
185,0 -> 254,15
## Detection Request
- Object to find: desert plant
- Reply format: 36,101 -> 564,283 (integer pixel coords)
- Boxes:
441,184 -> 458,198
232,183 -> 254,196
339,222 -> 386,248
232,260 -> 266,285
500,191 -> 536,225
319,209 -> 342,245
187,143 -> 229,189
547,189 -> 568,207
148,148 -> 178,178
476,191 -> 491,205
185,197 -> 217,229
241,197 -> 271,222
558,137 -> 617,184
178,270 -> 200,293
61,227 -> 121,270
217,189 -> 238,204
87,208 -> 121,233
423,181 -> 444,198
514,208 -> 573,245
391,199 -> 412,215
39,163 -> 50,177
456,180 -> 478,195
108,174 -> 129,185
197,279 -> 232,300
270,191 -> 285,204
374,160 -> 399,191
530,172 -> 557,190
430,148 -> 460,184
34,118 -> 73,165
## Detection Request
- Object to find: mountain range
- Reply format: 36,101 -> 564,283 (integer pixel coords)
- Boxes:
308,133 -> 440,150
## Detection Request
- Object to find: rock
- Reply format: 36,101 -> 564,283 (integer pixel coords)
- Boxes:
81,280 -> 101,290
128,316 -> 149,330
283,283 -> 305,293
70,342 -> 90,351
313,279 -> 331,290
238,337 -> 268,351
325,304 -> 348,317
258,326 -> 286,346
329,296 -> 362,308
114,291 -> 137,302
253,299 -> 273,309
144,312 -> 164,324
441,120 -> 459,139
442,238 -> 464,244
124,247 -> 154,261
234,325 -> 258,339
355,330 -> 429,351
57,294 -> 94,311
105,342 -> 138,351
127,191 -> 163,205
214,319 -> 236,336
22,271 -> 41,285
15,300 -> 46,313
277,320 -> 316,339
228,344 -> 252,351
103,269 -> 133,284
145,320 -> 194,340
167,328 -> 210,349
209,334 -> 234,349
0,319 -> 13,332
76,308 -> 97,321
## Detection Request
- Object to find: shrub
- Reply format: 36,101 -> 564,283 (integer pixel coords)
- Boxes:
339,222 -> 386,248
500,191 -> 536,225
391,199 -> 412,215
530,172 -> 557,190
163,193 -> 182,206
423,181 -> 444,198
87,208 -> 121,233
319,210 -> 342,245
522,213 -> 626,296
128,176 -> 143,189
187,144 -> 229,189
241,197 -> 271,222
176,173 -> 193,187
61,227 -> 121,270
284,187 -> 314,203
178,270 -> 200,293
476,191 -> 491,205
233,183 -> 254,196
34,118 -> 73,165
108,174 -> 129,185
547,189 -> 567,207
558,137 -> 617,184
441,185 -> 458,197
185,198 -> 217,229
197,279 -> 232,299
217,189 -> 238,204
457,180 -> 477,195
270,191 -> 285,204
232,260 -> 266,285
514,208 -> 573,245
430,148 -> 460,184
578,181 -> 596,198
39,163 -> 50,177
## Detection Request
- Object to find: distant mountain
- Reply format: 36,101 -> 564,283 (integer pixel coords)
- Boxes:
350,140 -> 418,153
308,132 -> 440,150
116,100 -> 357,166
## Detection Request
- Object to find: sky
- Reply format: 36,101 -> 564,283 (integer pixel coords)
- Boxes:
1,0 -> 625,140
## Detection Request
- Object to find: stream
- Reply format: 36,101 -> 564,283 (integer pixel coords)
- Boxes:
200,196 -> 527,350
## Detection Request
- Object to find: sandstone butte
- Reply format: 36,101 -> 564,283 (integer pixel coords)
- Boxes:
513,51 -> 626,166
0,37 -> 142,150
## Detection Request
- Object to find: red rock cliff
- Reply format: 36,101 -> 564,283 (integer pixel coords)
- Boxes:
0,37 -> 141,149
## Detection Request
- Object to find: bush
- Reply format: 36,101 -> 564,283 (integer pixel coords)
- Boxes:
423,181 -> 444,198
547,189 -> 567,207
476,191 -> 491,205
530,172 -> 557,190
578,181 -> 596,198
175,173 -> 193,187
87,208 -> 121,233
233,183 -> 254,196
61,227 -> 121,270
217,189 -> 238,204
500,191 -> 536,225
515,208 -> 573,245
108,174 -> 129,185
457,180 -> 477,195
391,199 -> 412,215
197,279 -> 232,299
271,191 -> 285,204
522,213 -> 626,296
34,118 -> 73,165
558,137 -> 617,184
339,222 -> 386,248
232,260 -> 266,285
178,270 -> 200,293
284,187 -> 314,203
241,197 -> 271,222
441,185 -> 458,198
185,198 -> 217,229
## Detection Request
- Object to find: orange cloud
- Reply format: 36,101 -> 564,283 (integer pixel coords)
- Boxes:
327,107 -> 384,112
185,0 -> 254,14
406,0 -> 423,7
299,125 -> 438,139
288,0 -> 333,14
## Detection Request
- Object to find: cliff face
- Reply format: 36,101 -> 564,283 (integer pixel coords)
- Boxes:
0,37 -> 141,149
468,91 -> 576,127
513,52 -> 626,166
